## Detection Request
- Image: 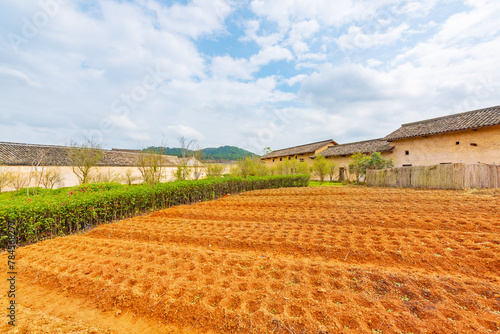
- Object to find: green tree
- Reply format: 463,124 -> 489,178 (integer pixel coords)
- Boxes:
326,159 -> 338,181
173,163 -> 191,181
232,156 -> 268,177
311,155 -> 329,183
137,147 -> 166,186
66,137 -> 104,185
349,152 -> 394,181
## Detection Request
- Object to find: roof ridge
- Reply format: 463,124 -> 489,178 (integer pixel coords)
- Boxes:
0,141 -> 68,149
401,105 -> 500,127
334,138 -> 387,146
269,139 -> 334,153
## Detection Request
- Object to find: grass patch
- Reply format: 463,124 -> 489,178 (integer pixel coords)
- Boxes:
308,181 -> 345,187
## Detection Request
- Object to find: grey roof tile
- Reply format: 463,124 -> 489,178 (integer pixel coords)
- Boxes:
0,142 -> 178,166
385,105 -> 500,141
317,139 -> 393,158
261,139 -> 336,159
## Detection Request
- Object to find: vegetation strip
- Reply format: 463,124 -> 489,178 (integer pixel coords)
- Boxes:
0,174 -> 309,249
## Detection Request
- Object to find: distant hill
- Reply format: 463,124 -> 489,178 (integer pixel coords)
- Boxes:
143,145 -> 259,161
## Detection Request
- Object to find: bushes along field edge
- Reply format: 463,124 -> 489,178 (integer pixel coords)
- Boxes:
0,174 -> 309,249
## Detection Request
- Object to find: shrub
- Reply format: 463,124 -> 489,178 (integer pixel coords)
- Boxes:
232,157 -> 268,177
349,152 -> 394,181
205,163 -> 225,178
0,175 -> 309,248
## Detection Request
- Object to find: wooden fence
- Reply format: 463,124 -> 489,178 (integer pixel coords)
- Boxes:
366,163 -> 500,189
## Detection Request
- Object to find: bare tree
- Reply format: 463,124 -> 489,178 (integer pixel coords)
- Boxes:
66,137 -> 104,184
178,136 -> 196,158
89,169 -> 120,183
0,165 -> 13,193
27,150 -> 46,197
191,144 -> 204,180
121,168 -> 140,186
37,167 -> 64,189
174,136 -> 196,181
11,170 -> 30,191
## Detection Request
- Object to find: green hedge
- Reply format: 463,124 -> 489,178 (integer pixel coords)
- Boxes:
0,175 -> 309,248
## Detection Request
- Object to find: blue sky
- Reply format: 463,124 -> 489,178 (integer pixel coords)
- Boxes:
1,0 -> 499,154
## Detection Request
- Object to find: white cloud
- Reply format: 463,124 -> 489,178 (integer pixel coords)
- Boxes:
284,74 -> 308,86
109,114 -> 137,130
336,23 -> 410,51
250,45 -> 294,66
1,0 -> 500,152
0,66 -> 39,86
167,125 -> 205,141
144,0 -> 233,39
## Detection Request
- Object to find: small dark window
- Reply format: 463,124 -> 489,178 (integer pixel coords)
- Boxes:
272,159 -> 275,162
440,162 -> 452,165
280,158 -> 282,161
295,156 -> 297,159
456,142 -> 459,145
405,150 -> 409,155
341,155 -> 346,157
403,164 -> 412,167
470,143 -> 477,146
288,157 -> 291,160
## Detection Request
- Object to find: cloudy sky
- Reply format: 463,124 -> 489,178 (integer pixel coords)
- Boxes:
1,0 -> 499,154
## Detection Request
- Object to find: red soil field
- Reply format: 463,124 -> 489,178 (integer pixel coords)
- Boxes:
1,187 -> 499,333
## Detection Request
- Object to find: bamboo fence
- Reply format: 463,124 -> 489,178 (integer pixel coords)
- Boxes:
366,163 -> 500,189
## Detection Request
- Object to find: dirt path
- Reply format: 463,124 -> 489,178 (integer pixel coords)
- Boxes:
1,187 -> 499,333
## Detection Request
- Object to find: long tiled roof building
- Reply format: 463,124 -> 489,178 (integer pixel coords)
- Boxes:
0,142 -> 179,166
385,105 -> 500,141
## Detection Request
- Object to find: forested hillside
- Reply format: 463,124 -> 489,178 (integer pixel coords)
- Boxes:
143,145 -> 258,161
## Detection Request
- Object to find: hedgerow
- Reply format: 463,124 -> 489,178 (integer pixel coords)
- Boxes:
0,175 -> 309,248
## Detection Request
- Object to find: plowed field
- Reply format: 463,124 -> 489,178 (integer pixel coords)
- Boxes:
2,187 -> 500,333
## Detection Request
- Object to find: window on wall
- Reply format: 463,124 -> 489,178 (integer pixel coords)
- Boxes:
295,156 -> 297,159
403,164 -> 412,167
288,157 -> 291,160
280,158 -> 282,161
405,150 -> 409,155
456,142 -> 460,145
470,143 -> 477,146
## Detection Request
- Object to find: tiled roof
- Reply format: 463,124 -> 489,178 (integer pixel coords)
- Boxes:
261,139 -> 337,159
316,139 -> 393,158
0,142 -> 179,166
385,105 -> 500,141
